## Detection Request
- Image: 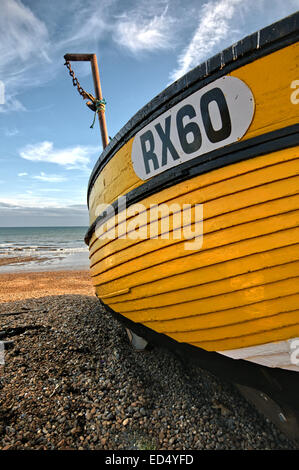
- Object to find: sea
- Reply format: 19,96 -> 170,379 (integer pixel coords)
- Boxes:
0,226 -> 90,273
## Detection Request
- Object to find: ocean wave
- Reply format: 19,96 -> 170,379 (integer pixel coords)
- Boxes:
0,245 -> 88,254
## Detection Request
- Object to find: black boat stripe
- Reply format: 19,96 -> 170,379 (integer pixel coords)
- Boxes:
87,12 -> 299,205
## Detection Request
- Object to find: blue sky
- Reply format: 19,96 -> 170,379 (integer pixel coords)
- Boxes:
0,0 -> 298,227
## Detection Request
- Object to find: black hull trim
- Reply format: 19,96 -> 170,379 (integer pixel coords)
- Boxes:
99,298 -> 299,415
85,123 -> 299,245
87,12 -> 299,205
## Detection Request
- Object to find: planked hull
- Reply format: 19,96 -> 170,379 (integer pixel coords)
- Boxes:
85,13 -> 299,413
89,147 -> 299,365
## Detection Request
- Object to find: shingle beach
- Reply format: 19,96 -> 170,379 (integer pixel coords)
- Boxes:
0,274 -> 297,450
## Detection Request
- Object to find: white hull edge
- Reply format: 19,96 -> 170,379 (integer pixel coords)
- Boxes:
217,338 -> 299,372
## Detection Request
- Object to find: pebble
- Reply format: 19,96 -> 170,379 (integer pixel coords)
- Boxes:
0,295 -> 297,450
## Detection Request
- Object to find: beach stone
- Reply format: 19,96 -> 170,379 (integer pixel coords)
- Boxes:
0,294 -> 297,450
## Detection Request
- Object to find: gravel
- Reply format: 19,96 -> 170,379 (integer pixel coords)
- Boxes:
0,294 -> 297,450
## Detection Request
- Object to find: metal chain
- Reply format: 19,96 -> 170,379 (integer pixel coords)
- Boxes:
64,60 -> 89,100
64,59 -> 107,130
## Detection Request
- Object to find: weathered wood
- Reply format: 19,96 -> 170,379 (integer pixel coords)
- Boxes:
64,53 -> 109,149
90,54 -> 109,149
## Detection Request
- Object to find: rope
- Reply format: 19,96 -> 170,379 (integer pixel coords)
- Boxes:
63,62 -> 107,130
90,98 -> 107,129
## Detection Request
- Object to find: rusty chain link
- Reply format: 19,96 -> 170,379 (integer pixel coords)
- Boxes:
64,59 -> 107,129
64,60 -> 90,100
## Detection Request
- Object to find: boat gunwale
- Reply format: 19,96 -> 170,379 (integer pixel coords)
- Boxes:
87,12 -> 299,206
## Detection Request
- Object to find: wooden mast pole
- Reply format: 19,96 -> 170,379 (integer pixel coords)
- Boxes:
64,53 -> 109,149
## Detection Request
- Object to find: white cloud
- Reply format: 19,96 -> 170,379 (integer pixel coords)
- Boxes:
0,0 -> 177,113
38,188 -> 63,192
32,172 -> 67,183
19,141 -> 98,170
170,0 -> 245,81
18,171 -> 66,183
0,95 -> 26,114
0,199 -> 88,226
0,193 -> 86,210
0,0 -> 50,67
4,127 -> 19,137
2,0 -> 298,116
59,1 -> 111,47
170,0 -> 299,82
60,0 -> 175,55
113,5 -> 176,53
0,0 -> 51,112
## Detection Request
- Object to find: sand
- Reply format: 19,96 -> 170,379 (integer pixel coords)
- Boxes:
0,270 -> 95,303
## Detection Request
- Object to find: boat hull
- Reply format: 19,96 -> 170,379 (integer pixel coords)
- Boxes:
89,145 -> 299,367
86,13 -> 299,415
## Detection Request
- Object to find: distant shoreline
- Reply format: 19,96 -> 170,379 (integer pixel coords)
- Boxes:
0,252 -> 90,273
0,255 -> 51,267
0,253 -> 90,274
0,226 -> 90,274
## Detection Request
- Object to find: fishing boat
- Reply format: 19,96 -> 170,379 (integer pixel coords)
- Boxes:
65,12 -> 299,441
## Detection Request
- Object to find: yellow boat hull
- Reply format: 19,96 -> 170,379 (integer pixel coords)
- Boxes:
89,146 -> 299,358
85,14 -> 299,412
